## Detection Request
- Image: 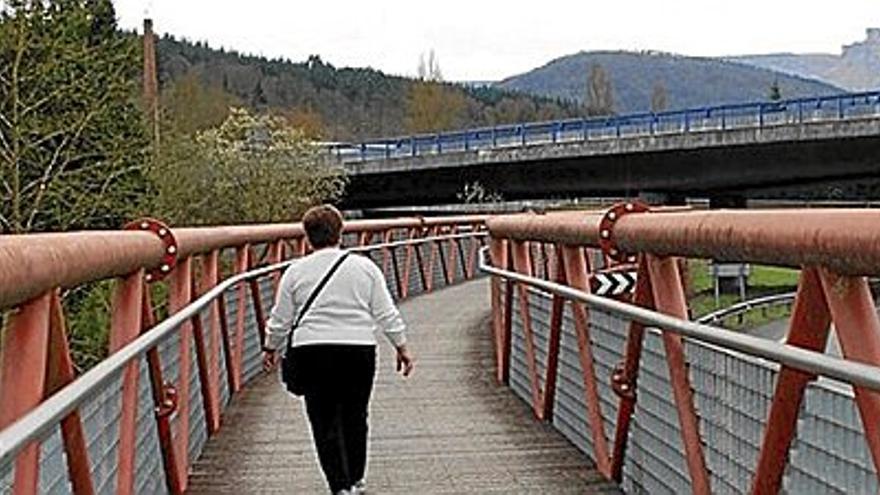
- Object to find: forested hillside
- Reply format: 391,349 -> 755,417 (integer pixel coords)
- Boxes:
156,36 -> 582,140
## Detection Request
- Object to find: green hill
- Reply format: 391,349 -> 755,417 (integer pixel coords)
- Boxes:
496,50 -> 842,114
155,36 -> 581,140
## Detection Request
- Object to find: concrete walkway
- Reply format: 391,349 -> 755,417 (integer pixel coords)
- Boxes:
187,280 -> 618,494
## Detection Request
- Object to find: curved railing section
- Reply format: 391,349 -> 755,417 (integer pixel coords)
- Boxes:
328,90 -> 880,162
0,216 -> 486,494
482,206 -> 880,494
696,292 -> 796,326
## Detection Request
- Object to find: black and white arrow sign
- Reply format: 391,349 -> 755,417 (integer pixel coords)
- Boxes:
591,271 -> 637,296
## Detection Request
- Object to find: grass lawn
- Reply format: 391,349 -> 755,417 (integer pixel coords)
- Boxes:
686,259 -> 798,329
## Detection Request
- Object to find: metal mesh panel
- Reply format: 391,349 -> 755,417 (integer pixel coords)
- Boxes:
187,310 -> 208,464
508,288 -> 551,405
37,428 -> 69,494
785,381 -> 879,493
134,360 -> 168,495
511,288 -> 878,494
687,341 -> 776,494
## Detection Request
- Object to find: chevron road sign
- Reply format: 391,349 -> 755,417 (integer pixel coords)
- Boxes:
591,271 -> 637,296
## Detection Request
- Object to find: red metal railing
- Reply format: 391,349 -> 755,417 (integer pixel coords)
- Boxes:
484,205 -> 880,494
0,215 -> 486,495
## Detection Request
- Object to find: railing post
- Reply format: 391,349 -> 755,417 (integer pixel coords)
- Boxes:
0,293 -> 52,495
838,97 -> 844,119
510,240 -> 545,418
232,246 -> 249,391
491,127 -> 497,147
645,254 -> 711,494
520,125 -> 526,146
750,268 -> 831,494
109,271 -> 146,495
758,104 -> 765,128
411,136 -> 417,157
489,238 -> 509,383
560,245 -> 612,477
436,134 -> 442,154
167,257 -> 193,491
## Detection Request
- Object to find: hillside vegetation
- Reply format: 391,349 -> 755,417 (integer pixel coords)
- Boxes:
156,36 -> 582,140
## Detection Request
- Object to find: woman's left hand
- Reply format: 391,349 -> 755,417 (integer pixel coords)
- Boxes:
262,350 -> 280,372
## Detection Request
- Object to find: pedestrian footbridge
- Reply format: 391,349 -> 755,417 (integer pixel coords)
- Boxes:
1,208 -> 879,494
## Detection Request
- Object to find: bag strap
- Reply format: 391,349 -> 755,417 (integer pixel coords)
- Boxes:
284,252 -> 350,349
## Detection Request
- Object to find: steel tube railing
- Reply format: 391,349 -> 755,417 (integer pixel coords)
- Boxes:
487,209 -> 880,276
478,247 -> 880,392
0,232 -> 487,470
0,216 -> 488,309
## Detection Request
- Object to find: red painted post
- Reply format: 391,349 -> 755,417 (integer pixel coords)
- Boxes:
232,246 -> 249,391
447,226 -> 460,282
197,252 -> 222,432
510,240 -> 546,418
489,238 -> 509,384
610,257 -> 653,482
45,292 -> 96,495
750,268 -> 831,494
560,245 -> 612,477
541,246 -> 567,421
267,240 -> 283,290
400,228 -> 418,299
819,269 -> 880,475
0,293 -> 51,495
167,257 -> 192,489
109,271 -> 145,495
247,246 -> 268,348
141,291 -> 184,494
465,225 -> 480,278
382,230 -> 394,280
645,254 -> 711,495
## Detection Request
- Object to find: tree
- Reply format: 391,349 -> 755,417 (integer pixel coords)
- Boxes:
417,49 -> 443,82
405,50 -> 465,133
585,63 -> 614,116
651,81 -> 668,112
149,108 -> 346,225
0,0 -> 149,234
161,71 -> 242,136
769,79 -> 782,101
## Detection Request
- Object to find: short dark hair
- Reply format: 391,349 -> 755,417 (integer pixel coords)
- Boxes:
303,204 -> 343,249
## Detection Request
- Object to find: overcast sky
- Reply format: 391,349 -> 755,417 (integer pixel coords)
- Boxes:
114,1 -> 879,82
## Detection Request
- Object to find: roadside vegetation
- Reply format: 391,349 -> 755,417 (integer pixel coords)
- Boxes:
687,259 -> 799,330
0,0 -> 344,369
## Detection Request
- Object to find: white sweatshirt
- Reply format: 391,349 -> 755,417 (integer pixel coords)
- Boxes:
264,247 -> 407,350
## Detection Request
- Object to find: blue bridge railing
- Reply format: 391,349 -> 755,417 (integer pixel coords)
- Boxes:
327,90 -> 880,163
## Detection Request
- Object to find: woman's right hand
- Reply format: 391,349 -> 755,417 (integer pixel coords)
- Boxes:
396,345 -> 415,377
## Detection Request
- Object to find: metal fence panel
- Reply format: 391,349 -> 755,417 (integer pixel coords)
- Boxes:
510,289 -> 878,494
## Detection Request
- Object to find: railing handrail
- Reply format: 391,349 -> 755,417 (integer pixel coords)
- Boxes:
0,231 -> 487,468
477,247 -> 880,392
0,216 -> 488,309
697,292 -> 797,325
328,89 -> 880,161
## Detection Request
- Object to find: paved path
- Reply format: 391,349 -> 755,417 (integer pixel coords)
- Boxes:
188,279 -> 619,494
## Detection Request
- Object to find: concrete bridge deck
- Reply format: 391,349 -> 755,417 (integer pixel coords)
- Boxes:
186,280 -> 619,494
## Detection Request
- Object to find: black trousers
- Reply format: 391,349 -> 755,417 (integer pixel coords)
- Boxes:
298,344 -> 376,493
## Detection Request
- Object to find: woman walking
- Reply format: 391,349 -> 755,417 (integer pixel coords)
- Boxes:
262,205 -> 415,494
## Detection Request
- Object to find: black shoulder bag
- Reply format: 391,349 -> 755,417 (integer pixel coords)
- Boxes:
281,252 -> 350,395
